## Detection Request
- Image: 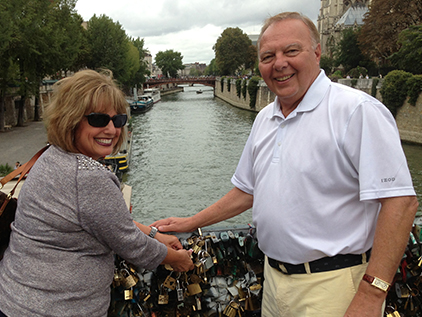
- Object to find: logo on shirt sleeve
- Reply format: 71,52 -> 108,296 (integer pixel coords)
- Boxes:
381,177 -> 395,183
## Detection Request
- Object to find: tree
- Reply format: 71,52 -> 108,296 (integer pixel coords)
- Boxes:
8,0 -> 63,126
0,0 -> 15,131
129,37 -> 151,88
358,0 -> 422,64
390,25 -> 422,74
335,28 -> 367,74
204,59 -> 219,76
155,50 -> 184,78
213,27 -> 253,75
86,14 -> 132,84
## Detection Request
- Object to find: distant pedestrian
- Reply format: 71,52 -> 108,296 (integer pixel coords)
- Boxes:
13,162 -> 21,170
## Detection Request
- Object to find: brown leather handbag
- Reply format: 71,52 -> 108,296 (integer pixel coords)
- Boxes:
0,146 -> 49,259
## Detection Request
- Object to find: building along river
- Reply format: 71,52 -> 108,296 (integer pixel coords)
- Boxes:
127,84 -> 422,228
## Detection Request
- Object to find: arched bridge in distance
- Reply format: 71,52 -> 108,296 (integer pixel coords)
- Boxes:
143,77 -> 216,89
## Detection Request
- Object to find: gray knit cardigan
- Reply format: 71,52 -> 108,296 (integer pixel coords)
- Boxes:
0,145 -> 167,316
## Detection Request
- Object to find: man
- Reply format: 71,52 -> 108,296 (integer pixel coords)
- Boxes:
152,12 -> 418,316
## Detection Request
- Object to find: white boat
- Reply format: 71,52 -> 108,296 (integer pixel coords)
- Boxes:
143,88 -> 161,104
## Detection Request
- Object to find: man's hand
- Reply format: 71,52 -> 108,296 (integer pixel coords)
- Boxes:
151,217 -> 194,233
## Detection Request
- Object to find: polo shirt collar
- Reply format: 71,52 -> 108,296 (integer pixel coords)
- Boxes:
270,70 -> 331,119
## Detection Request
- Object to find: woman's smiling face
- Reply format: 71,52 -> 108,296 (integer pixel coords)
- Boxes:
74,107 -> 122,160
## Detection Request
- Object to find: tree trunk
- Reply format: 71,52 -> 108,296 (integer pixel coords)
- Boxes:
17,98 -> 25,127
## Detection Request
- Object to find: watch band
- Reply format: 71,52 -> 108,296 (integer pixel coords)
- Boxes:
362,274 -> 391,292
149,226 -> 158,238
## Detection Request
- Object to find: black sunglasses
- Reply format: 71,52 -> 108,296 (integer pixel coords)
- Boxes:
85,113 -> 127,128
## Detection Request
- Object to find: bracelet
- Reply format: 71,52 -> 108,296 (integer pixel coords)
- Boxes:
149,226 -> 158,238
362,274 -> 391,292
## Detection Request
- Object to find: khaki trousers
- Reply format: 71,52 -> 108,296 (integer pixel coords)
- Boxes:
261,256 -> 379,316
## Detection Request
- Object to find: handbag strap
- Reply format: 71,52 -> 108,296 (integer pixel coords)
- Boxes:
0,145 -> 50,214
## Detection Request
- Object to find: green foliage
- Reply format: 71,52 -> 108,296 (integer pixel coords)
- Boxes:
155,49 -> 184,78
86,14 -> 133,84
227,78 -> 231,92
371,78 -> 379,97
329,73 -> 342,82
335,28 -> 366,74
247,76 -> 260,109
351,79 -> 358,88
241,79 -> 247,99
204,59 -> 219,76
235,79 -> 242,98
380,70 -> 413,117
213,27 -> 253,75
390,25 -> 422,75
348,66 -> 368,79
320,55 -> 335,75
0,163 -> 13,177
220,77 -> 225,93
407,75 -> 422,106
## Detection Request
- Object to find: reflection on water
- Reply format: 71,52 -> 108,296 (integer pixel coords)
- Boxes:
127,86 -> 422,227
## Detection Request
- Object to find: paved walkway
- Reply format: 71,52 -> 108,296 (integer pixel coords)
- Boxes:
0,121 -> 48,167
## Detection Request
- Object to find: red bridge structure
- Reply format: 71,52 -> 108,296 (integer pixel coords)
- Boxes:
143,77 -> 216,89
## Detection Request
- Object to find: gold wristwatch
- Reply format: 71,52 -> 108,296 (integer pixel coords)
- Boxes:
362,274 -> 391,292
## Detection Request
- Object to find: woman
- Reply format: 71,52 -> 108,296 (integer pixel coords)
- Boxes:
0,69 -> 194,317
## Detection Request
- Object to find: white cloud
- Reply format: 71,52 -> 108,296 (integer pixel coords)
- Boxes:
75,0 -> 320,64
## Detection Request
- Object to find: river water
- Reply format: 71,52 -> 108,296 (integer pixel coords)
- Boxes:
127,85 -> 422,228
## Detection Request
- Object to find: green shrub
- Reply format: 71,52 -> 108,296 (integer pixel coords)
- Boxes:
220,77 -> 225,92
380,70 -> 413,117
236,79 -> 242,98
351,79 -> 357,87
0,163 -> 13,177
407,75 -> 422,106
247,76 -> 260,109
241,79 -> 247,99
371,78 -> 379,97
227,78 -> 231,92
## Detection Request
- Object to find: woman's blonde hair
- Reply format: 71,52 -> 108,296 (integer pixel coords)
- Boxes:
44,69 -> 128,156
257,12 -> 320,52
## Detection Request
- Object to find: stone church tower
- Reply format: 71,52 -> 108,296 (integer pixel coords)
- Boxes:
318,0 -> 371,56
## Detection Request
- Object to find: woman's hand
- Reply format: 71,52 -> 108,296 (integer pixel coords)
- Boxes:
155,232 -> 182,250
164,249 -> 194,272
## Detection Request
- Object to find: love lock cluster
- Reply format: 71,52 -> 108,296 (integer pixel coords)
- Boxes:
108,226 -> 264,317
385,224 -> 422,316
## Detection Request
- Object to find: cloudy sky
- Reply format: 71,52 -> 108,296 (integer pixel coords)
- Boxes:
75,0 -> 321,65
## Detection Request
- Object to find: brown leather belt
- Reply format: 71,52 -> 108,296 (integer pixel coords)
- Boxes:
268,249 -> 371,274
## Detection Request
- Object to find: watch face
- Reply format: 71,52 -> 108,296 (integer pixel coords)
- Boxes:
373,278 -> 388,291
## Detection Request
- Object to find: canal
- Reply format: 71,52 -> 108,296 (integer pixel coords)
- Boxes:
127,85 -> 422,228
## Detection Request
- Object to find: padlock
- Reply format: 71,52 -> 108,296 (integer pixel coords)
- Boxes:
223,301 -> 238,317
187,281 -> 202,296
176,279 -> 184,302
163,272 -> 177,290
158,284 -> 169,305
122,269 -> 137,289
113,269 -> 124,287
124,288 -> 133,300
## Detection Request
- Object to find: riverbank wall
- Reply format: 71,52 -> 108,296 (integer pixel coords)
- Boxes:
215,77 -> 422,145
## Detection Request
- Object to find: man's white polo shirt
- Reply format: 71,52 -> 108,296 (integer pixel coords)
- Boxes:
231,70 -> 416,264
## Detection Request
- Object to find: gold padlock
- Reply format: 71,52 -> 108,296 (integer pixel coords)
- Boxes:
223,302 -> 238,317
158,285 -> 169,305
187,282 -> 202,296
122,269 -> 137,289
124,289 -> 133,300
163,273 -> 177,290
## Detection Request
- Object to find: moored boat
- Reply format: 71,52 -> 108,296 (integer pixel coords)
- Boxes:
143,88 -> 161,103
127,95 -> 153,114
